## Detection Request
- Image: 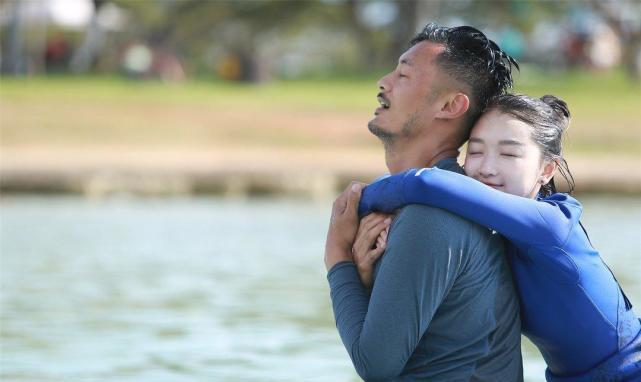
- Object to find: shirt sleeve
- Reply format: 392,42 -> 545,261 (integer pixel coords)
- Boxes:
359,167 -> 583,247
327,205 -> 466,381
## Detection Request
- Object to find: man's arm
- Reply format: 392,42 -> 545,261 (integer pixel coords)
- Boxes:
328,205 -> 466,380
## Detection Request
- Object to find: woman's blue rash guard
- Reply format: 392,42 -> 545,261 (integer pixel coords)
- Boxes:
358,167 -> 641,381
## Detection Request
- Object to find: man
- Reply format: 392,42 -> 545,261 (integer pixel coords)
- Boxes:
324,24 -> 523,381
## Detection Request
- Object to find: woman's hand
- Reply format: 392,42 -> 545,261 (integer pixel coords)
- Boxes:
353,212 -> 393,289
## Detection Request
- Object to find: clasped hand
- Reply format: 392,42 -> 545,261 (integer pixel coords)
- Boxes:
324,182 -> 393,288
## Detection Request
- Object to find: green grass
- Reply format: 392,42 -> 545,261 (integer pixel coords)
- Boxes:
1,71 -> 639,153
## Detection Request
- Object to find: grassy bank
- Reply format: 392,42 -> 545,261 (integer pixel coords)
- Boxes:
1,71 -> 640,154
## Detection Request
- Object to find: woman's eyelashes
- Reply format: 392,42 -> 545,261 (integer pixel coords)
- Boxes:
466,151 -> 520,158
467,147 -> 483,155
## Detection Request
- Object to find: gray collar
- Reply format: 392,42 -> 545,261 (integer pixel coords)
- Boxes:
433,157 -> 464,174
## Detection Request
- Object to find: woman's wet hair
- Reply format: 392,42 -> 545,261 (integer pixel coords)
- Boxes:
487,93 -> 575,196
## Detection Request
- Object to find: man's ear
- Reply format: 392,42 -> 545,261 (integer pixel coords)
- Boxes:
435,93 -> 469,120
540,159 -> 558,185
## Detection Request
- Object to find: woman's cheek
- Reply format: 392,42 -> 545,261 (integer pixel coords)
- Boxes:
463,157 -> 479,176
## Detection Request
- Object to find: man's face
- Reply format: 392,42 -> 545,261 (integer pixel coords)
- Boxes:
368,41 -> 446,142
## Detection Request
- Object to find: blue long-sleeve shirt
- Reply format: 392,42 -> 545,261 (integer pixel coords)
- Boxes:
358,167 -> 641,379
327,159 -> 523,381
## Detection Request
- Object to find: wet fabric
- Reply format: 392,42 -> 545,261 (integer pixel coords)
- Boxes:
328,159 -> 523,381
358,166 -> 641,380
545,321 -> 641,381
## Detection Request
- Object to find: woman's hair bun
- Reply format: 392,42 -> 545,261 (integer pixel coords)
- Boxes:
540,95 -> 571,120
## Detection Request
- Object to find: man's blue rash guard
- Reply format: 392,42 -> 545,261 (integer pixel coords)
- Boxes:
359,167 -> 641,381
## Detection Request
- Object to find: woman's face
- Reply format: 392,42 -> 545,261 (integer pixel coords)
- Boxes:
464,109 -> 555,198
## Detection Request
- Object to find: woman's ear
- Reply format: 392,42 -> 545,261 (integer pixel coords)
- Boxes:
539,159 -> 558,185
435,92 -> 469,120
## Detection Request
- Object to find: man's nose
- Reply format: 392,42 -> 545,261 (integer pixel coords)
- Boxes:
377,72 -> 391,92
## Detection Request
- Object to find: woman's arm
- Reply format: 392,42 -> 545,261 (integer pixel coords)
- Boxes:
359,168 -> 582,247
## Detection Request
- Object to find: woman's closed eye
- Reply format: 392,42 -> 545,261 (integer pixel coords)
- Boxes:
501,153 -> 521,158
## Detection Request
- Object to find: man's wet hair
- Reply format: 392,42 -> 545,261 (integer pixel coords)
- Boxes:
410,23 -> 519,132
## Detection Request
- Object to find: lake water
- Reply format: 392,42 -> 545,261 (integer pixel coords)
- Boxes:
1,195 -> 639,382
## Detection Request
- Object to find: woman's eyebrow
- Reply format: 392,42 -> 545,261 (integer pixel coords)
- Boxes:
468,137 -> 484,143
498,139 -> 525,146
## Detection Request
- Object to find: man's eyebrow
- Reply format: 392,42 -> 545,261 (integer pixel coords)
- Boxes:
498,139 -> 525,146
399,58 -> 412,66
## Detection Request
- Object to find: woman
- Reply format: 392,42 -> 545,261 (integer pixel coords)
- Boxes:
354,93 -> 641,381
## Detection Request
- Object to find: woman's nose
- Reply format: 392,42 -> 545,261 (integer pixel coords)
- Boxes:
479,157 -> 497,177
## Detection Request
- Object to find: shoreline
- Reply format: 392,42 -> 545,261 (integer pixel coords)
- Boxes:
1,147 -> 640,197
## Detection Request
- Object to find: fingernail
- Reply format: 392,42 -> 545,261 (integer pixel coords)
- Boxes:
351,183 -> 361,193
384,217 -> 391,224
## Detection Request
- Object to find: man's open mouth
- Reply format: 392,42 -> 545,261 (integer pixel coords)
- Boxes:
377,93 -> 390,109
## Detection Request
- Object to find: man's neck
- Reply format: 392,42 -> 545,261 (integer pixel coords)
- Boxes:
385,140 -> 460,174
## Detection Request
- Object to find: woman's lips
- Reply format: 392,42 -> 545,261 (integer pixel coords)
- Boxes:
482,181 -> 503,189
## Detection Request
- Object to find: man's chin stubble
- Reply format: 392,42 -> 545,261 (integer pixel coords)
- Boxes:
368,113 -> 418,149
368,121 -> 395,148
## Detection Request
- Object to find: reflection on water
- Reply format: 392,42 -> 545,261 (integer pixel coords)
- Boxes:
1,195 -> 639,382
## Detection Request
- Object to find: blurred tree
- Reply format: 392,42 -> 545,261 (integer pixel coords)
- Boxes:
113,0 -> 317,81
590,0 -> 641,81
1,0 -> 26,75
5,0 -> 633,81
343,0 -> 418,72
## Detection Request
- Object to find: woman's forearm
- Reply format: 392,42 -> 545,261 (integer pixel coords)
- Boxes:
359,168 -> 577,247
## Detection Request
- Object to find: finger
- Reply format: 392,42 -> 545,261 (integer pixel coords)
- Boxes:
360,212 -> 380,225
355,215 -> 392,258
353,233 -> 373,262
354,231 -> 382,264
336,181 -> 359,211
364,219 -> 392,248
356,215 -> 387,245
372,218 -> 392,237
356,213 -> 381,237
332,192 -> 348,216
360,212 -> 389,232
344,182 -> 362,216
368,244 -> 386,263
360,215 -> 387,234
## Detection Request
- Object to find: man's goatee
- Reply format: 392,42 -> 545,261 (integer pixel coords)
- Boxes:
368,121 -> 393,141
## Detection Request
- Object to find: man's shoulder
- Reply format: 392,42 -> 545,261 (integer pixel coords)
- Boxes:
389,204 -> 500,258
396,203 -> 483,231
